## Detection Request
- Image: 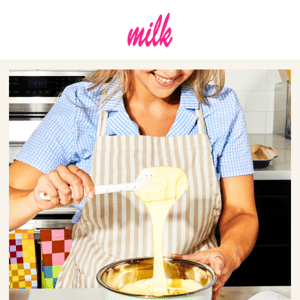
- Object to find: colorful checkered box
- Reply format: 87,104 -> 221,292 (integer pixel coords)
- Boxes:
9,229 -> 38,289
40,229 -> 73,289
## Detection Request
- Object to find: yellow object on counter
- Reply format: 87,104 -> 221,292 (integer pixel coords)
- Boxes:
120,278 -> 203,296
287,70 -> 291,82
128,166 -> 189,296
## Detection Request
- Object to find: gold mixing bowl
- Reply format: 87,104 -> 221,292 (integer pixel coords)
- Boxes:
96,257 -> 217,299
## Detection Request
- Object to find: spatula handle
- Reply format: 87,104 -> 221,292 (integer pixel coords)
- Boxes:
39,183 -> 136,200
94,183 -> 136,194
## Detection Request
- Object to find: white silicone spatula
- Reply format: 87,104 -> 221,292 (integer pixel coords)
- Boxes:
40,168 -> 153,200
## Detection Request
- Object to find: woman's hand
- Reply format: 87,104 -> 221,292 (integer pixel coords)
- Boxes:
171,246 -> 238,300
33,165 -> 94,211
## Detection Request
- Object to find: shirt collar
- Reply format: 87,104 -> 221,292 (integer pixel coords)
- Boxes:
101,81 -> 199,112
101,80 -> 139,135
166,83 -> 199,136
179,83 -> 200,110
101,81 -> 200,136
101,80 -> 124,112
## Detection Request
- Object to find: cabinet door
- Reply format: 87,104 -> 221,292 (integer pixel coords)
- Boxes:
254,180 -> 291,247
255,196 -> 291,246
219,180 -> 291,286
226,245 -> 291,286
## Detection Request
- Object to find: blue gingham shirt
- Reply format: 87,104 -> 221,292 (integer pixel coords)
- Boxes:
15,81 -> 254,223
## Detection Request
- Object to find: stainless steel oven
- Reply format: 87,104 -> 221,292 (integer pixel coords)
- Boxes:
9,69 -> 94,236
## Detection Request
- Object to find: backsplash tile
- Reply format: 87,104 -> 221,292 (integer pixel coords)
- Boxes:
225,70 -> 268,91
245,91 -> 274,112
235,91 -> 246,111
244,112 -> 266,133
225,70 -> 287,134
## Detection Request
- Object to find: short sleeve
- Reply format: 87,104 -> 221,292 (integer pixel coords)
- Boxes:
15,85 -> 80,174
218,90 -> 254,178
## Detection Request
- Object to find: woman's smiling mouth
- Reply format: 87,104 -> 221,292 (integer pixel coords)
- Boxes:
152,72 -> 181,86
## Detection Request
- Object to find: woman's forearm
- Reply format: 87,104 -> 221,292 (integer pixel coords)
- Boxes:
9,187 -> 42,231
218,175 -> 259,270
219,212 -> 259,270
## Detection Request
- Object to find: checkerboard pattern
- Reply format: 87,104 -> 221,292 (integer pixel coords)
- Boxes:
9,229 -> 38,289
40,229 -> 73,289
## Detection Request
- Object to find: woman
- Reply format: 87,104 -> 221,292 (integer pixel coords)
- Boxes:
9,70 -> 258,299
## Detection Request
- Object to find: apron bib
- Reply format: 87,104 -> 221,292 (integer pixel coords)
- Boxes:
56,105 -> 222,288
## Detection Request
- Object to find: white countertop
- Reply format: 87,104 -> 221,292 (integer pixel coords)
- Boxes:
9,286 -> 291,300
248,133 -> 291,180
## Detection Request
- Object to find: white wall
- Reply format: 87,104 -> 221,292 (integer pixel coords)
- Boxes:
224,70 -> 289,134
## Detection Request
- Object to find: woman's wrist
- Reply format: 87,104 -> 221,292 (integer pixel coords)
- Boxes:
28,190 -> 44,214
219,243 -> 242,271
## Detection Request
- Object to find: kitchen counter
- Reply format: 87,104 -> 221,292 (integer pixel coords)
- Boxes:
248,133 -> 291,180
9,286 -> 291,300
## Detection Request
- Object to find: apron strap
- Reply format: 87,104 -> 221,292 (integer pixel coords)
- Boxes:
195,104 -> 207,135
97,109 -> 108,137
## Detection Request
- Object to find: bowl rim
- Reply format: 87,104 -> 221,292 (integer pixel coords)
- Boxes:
96,256 -> 217,298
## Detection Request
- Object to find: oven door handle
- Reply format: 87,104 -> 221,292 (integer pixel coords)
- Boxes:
10,219 -> 74,240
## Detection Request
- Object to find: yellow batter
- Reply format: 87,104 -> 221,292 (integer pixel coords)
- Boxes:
119,278 -> 203,295
120,167 -> 203,296
134,166 -> 188,203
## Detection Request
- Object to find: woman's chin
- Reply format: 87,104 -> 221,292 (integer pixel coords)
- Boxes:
148,88 -> 179,101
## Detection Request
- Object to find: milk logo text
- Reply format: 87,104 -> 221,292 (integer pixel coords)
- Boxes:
127,13 -> 173,47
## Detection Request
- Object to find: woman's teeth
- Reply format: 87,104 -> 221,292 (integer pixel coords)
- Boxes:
154,73 -> 174,83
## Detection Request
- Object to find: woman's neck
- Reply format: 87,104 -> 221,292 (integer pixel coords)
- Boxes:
123,76 -> 181,137
125,74 -> 181,109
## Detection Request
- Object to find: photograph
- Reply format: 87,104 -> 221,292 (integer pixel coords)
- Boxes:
8,68 -> 292,299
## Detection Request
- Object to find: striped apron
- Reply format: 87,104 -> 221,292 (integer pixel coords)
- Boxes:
56,105 -> 222,288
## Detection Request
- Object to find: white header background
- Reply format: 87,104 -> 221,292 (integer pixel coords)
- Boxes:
0,0 -> 299,59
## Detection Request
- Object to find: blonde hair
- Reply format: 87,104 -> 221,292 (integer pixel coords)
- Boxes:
83,70 -> 225,106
